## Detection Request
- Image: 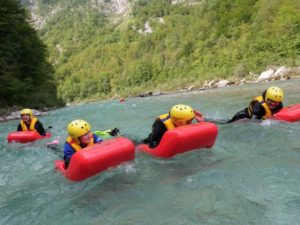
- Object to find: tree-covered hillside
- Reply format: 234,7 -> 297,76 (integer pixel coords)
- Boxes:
26,0 -> 300,102
0,0 -> 63,110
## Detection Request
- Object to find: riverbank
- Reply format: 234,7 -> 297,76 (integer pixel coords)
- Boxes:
135,66 -> 300,97
0,108 -> 56,122
1,66 -> 299,122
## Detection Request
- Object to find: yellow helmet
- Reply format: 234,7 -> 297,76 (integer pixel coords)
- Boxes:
265,86 -> 284,102
67,119 -> 91,138
170,104 -> 195,123
20,108 -> 33,118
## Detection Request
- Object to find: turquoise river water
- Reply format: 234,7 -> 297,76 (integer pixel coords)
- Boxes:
1,79 -> 300,225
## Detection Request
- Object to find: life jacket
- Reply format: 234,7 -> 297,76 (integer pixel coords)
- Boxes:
20,117 -> 38,131
66,134 -> 94,152
248,96 -> 272,119
158,114 -> 175,130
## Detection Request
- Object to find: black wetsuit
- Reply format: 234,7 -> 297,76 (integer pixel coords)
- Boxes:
17,120 -> 46,136
143,119 -> 167,148
228,92 -> 283,123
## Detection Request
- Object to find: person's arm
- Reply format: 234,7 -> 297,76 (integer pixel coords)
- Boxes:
143,119 -> 167,148
63,143 -> 76,169
251,102 -> 265,120
227,108 -> 250,123
108,128 -> 120,136
194,110 -> 204,122
35,120 -> 46,136
17,123 -> 22,131
93,134 -> 103,143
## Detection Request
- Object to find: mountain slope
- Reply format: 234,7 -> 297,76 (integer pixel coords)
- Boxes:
23,0 -> 300,102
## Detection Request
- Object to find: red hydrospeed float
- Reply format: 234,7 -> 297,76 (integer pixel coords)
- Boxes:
137,122 -> 218,158
55,137 -> 135,182
273,103 -> 300,122
7,131 -> 51,143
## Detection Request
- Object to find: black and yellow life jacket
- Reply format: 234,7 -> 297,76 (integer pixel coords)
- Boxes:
248,96 -> 272,119
158,113 -> 175,130
66,135 -> 94,152
20,117 -> 38,131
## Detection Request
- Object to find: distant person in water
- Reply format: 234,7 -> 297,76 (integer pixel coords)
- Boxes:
143,104 -> 204,148
17,108 -> 46,136
63,119 -> 103,168
227,86 -> 284,123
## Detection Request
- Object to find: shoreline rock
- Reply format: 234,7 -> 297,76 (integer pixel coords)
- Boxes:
2,66 -> 299,122
0,108 -> 51,123
135,66 -> 300,96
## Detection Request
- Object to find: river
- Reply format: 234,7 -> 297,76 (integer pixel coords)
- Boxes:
1,79 -> 300,225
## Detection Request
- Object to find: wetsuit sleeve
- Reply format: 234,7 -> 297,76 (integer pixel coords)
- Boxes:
251,101 -> 265,119
63,142 -> 76,169
17,124 -> 22,131
227,108 -> 250,123
35,120 -> 46,136
93,134 -> 103,143
143,119 -> 167,148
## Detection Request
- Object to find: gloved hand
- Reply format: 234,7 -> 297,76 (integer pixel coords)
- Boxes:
64,157 -> 70,169
108,128 -> 120,136
194,110 -> 204,122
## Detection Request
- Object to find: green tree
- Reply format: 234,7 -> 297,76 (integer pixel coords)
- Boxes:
0,0 -> 63,108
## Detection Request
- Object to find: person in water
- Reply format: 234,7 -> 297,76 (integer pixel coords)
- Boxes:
17,108 -> 46,136
63,119 -> 103,168
227,86 -> 284,123
143,104 -> 204,148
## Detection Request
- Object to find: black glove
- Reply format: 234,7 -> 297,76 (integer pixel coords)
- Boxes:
108,128 -> 120,136
64,157 -> 70,169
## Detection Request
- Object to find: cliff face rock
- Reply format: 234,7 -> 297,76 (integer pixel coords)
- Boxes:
92,0 -> 131,15
21,0 -> 131,29
171,0 -> 202,5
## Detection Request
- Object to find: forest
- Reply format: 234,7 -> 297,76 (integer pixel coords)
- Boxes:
0,0 -> 63,112
1,0 -> 299,106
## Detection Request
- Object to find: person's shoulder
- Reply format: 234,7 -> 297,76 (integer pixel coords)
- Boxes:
93,133 -> 103,143
33,118 -> 42,125
154,118 -> 164,125
35,119 -> 43,123
251,100 -> 264,114
64,142 -> 72,150
153,118 -> 165,128
252,99 -> 263,107
93,133 -> 100,139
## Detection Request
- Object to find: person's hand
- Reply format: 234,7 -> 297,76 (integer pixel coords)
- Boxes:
194,110 -> 204,122
108,128 -> 120,136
